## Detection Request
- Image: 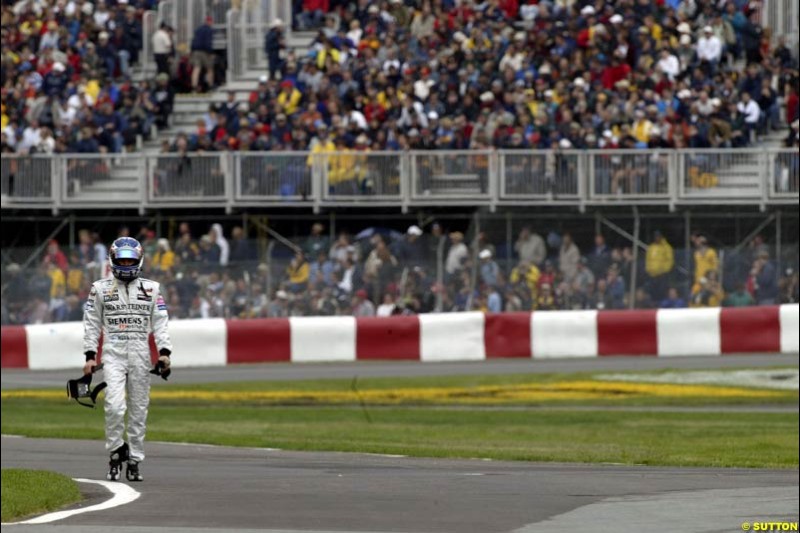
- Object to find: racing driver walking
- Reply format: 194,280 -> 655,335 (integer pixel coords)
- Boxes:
82,237 -> 172,482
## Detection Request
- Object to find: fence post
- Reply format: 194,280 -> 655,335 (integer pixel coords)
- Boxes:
224,152 -> 234,214
759,149 -> 768,211
578,151 -> 587,212
668,151 -> 678,211
311,153 -> 321,214
435,236 -> 445,312
585,151 -> 594,202
139,154 -> 148,214
489,150 -> 498,212
52,156 -> 62,215
400,151 -> 410,213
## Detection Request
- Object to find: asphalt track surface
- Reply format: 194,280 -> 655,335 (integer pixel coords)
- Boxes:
2,353 -> 798,390
2,436 -> 798,533
3,354 -> 798,532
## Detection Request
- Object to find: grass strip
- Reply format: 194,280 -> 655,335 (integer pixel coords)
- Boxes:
2,399 -> 797,468
1,469 -> 82,523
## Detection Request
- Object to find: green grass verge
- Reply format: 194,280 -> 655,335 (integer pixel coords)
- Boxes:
1,469 -> 81,523
2,399 -> 797,468
3,368 -> 797,468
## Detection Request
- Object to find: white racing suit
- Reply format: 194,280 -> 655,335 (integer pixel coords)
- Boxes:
83,277 -> 172,462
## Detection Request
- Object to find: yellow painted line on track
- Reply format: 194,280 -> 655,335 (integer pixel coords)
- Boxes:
2,381 -> 788,404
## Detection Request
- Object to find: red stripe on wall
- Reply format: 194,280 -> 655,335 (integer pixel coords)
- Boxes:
96,333 -> 104,364
149,334 -> 159,365
720,306 -> 781,354
1,326 -> 28,368
598,310 -> 658,356
226,318 -> 291,364
484,312 -> 532,358
356,316 -> 420,360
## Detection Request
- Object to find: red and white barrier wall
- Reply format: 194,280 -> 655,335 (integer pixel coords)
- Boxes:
2,305 -> 798,370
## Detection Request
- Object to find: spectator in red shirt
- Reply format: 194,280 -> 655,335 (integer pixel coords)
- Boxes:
43,239 -> 69,272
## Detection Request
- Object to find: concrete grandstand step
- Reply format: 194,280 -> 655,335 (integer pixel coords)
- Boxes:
158,123 -> 200,135
173,102 -> 218,114
109,170 -> 142,181
684,187 -> 761,197
175,90 -> 253,103
432,174 -> 481,182
83,180 -> 139,192
67,190 -> 139,202
172,115 -> 205,127
418,188 -> 483,196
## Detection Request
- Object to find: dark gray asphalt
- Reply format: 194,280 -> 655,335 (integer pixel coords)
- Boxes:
2,354 -> 798,390
2,437 -> 798,533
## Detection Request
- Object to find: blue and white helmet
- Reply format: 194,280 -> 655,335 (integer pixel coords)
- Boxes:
109,237 -> 144,282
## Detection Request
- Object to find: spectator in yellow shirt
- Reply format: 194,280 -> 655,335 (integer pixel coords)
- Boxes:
691,271 -> 725,307
510,260 -> 541,303
151,238 -> 176,272
328,137 -> 356,192
47,261 -> 66,300
693,235 -> 719,283
286,251 -> 310,293
632,109 -> 653,143
645,230 -> 674,300
307,125 -> 336,168
315,39 -> 341,70
66,252 -> 85,295
277,80 -> 302,115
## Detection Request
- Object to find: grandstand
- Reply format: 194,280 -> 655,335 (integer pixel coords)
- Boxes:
1,0 -> 798,324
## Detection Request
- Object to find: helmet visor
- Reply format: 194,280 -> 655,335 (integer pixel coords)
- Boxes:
115,249 -> 140,260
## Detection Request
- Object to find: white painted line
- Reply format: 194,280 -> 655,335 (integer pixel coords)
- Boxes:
2,478 -> 140,525
0,434 -> 24,438
151,440 -> 282,452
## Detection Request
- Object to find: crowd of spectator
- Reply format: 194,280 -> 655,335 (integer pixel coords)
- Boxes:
1,0 -> 175,156
4,0 -> 798,177
2,220 -> 797,325
164,0 -> 799,164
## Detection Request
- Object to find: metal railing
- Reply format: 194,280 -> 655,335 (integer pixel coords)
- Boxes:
236,152 -> 311,201
148,153 -> 228,202
501,150 -> 583,200
320,152 -> 405,201
678,149 -> 766,200
589,150 -> 671,199
157,0 -> 206,54
1,157 -> 53,202
226,8 -> 243,80
141,10 -> 157,75
2,149 -> 797,212
762,0 -> 799,55
225,0 -> 293,81
411,150 -> 493,201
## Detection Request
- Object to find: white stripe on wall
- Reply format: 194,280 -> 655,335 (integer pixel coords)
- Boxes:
657,308 -> 721,357
532,310 -> 598,359
419,312 -> 485,362
290,316 -> 356,363
26,322 -> 86,370
169,318 -> 227,367
779,304 -> 799,354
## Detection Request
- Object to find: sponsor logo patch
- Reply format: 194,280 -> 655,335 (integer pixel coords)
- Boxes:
107,316 -> 146,326
156,295 -> 167,311
104,303 -> 152,312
